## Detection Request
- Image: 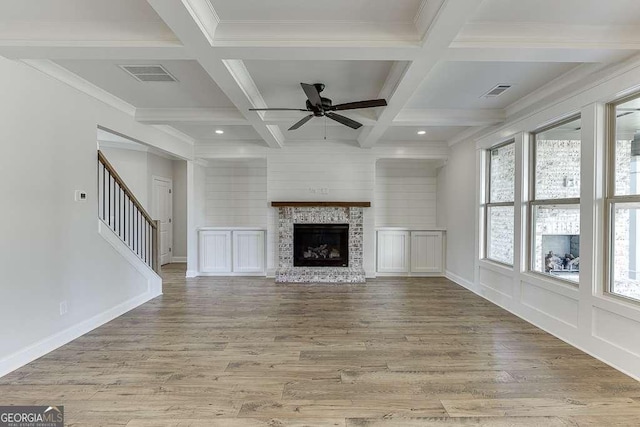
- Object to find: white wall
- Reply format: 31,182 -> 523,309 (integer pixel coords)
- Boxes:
186,161 -> 207,277
436,164 -> 447,228
375,159 -> 438,228
445,56 -> 640,380
194,140 -> 449,277
204,159 -> 267,227
99,147 -> 149,207
147,152 -> 173,203
0,57 -> 191,376
266,141 -> 377,276
98,146 -> 188,262
172,160 -> 187,260
444,140 -> 477,284
99,147 -> 174,214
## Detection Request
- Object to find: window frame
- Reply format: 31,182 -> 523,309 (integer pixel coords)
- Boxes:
483,139 -> 516,267
528,114 -> 582,285
605,93 -> 640,303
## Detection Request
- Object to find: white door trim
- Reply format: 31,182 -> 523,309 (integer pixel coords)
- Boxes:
152,175 -> 173,266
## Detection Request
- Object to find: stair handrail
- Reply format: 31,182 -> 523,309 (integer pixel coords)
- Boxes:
98,150 -> 160,273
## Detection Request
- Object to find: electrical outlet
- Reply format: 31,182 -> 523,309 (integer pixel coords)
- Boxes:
74,190 -> 87,202
59,301 -> 68,316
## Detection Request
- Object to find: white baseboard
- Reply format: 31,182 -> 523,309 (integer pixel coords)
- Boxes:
0,290 -> 158,378
171,256 -> 187,263
186,270 -> 198,278
376,271 -> 445,278
99,220 -> 162,295
445,270 -> 475,290
444,269 -> 640,382
197,271 -> 267,277
0,221 -> 163,378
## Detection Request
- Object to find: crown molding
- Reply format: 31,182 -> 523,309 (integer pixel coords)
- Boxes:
505,63 -> 609,117
413,0 -> 445,40
152,125 -> 197,146
213,21 -> 419,44
182,0 -> 220,45
447,126 -> 488,147
136,107 -> 246,124
394,109 -> 505,127
20,59 -> 135,116
473,52 -> 640,149
456,23 -> 640,50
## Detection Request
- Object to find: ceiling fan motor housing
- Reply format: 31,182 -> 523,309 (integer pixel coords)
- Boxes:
306,97 -> 333,116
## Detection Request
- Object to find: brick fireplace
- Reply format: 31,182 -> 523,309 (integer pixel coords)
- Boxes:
272,202 -> 369,283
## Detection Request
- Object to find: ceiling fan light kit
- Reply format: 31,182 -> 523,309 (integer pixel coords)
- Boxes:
249,82 -> 387,131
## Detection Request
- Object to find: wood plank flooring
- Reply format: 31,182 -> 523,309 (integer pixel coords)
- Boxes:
2,263 -> 640,426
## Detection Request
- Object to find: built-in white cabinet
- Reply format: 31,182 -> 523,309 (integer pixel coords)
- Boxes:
376,230 -> 411,274
199,230 -> 232,273
377,228 -> 445,276
199,228 -> 265,276
411,231 -> 443,273
233,230 -> 265,273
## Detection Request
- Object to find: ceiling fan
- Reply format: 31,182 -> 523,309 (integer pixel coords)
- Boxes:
249,83 -> 387,131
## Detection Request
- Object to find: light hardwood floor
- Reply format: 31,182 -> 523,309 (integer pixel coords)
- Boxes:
2,264 -> 640,426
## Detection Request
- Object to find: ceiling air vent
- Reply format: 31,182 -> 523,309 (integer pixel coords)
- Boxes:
483,84 -> 512,98
119,65 -> 177,82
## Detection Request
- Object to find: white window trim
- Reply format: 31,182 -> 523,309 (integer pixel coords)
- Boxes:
483,140 -> 516,267
605,94 -> 640,304
528,114 -> 582,286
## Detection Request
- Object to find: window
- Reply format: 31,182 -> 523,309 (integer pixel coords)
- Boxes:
484,141 -> 515,265
530,116 -> 581,283
607,95 -> 640,302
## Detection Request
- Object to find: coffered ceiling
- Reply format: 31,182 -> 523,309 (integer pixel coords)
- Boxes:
1,0 -> 639,149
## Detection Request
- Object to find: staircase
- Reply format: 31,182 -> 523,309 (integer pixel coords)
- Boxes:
97,150 -> 160,274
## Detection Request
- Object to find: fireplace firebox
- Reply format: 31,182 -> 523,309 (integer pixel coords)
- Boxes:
293,224 -> 349,267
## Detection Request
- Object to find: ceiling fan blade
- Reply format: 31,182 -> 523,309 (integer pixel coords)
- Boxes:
301,83 -> 323,107
249,108 -> 309,111
288,114 -> 314,130
331,99 -> 387,111
326,112 -> 362,129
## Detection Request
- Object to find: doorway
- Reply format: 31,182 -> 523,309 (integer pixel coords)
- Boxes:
152,176 -> 173,266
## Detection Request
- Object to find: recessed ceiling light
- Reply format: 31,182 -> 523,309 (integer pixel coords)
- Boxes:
417,131 -> 426,135
215,130 -> 224,134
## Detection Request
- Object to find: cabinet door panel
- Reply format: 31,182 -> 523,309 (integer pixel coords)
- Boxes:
233,231 -> 265,273
377,231 -> 410,273
199,231 -> 232,273
411,231 -> 443,273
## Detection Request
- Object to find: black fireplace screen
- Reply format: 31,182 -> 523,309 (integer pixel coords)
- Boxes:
293,224 -> 349,267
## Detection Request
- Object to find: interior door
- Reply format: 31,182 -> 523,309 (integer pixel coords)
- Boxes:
152,177 -> 172,265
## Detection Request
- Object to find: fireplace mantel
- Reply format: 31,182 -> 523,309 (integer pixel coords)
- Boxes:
271,201 -> 371,208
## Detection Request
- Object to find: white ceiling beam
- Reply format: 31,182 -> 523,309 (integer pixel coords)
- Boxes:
210,45 -> 420,61
135,108 -> 246,125
358,0 -> 484,148
214,22 -> 418,46
393,109 -> 505,127
262,111 -> 377,127
182,0 -> 220,45
456,23 -> 640,50
21,59 -> 135,116
134,107 -> 378,127
443,46 -> 631,64
446,126 -> 489,147
0,43 -> 191,61
147,0 -> 284,148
